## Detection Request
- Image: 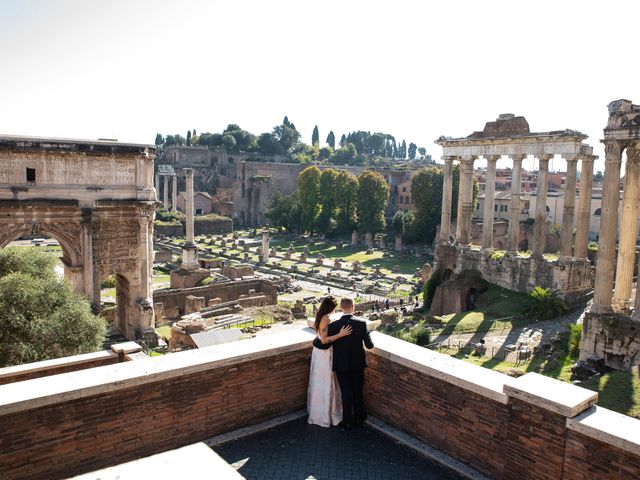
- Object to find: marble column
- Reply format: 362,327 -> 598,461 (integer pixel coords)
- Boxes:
457,156 -> 475,245
592,141 -> 623,314
455,160 -> 465,242
613,153 -> 640,311
155,174 -> 160,199
162,175 -> 169,208
171,175 -> 178,212
560,155 -> 578,258
574,156 -> 594,259
482,155 -> 499,250
439,156 -> 454,243
532,155 -> 551,258
261,231 -> 270,263
507,154 -> 525,253
184,169 -> 195,245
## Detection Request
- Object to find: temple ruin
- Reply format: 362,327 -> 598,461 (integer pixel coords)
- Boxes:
582,99 -> 640,370
0,135 -> 157,340
434,114 -> 597,311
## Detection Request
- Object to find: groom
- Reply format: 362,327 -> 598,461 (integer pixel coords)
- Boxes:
327,297 -> 374,429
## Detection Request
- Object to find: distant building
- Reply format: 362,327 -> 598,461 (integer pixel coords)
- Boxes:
177,191 -> 214,215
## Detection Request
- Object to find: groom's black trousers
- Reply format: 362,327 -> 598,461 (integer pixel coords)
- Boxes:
336,368 -> 365,424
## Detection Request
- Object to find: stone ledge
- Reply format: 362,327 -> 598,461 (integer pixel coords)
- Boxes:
369,332 -> 515,404
0,349 -> 118,381
67,442 -> 243,479
111,341 -> 143,355
503,372 -> 598,417
567,406 -> 640,456
0,329 -> 314,417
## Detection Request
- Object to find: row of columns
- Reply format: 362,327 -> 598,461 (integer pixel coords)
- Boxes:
439,154 -> 595,260
594,141 -> 640,316
154,174 -> 178,211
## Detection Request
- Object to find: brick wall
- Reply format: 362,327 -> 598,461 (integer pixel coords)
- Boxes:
562,430 -> 640,479
0,343 -> 311,480
365,353 -> 508,479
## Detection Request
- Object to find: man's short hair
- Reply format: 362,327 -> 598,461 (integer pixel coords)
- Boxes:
340,297 -> 354,310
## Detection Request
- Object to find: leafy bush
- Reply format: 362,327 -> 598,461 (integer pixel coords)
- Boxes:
568,323 -> 582,358
101,275 -> 116,289
423,265 -> 445,309
489,250 -> 505,261
156,209 -> 184,222
588,242 -> 598,252
412,324 -> 431,346
527,286 -> 568,321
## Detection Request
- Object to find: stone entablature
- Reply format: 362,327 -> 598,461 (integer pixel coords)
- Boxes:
0,329 -> 638,479
0,135 -> 155,204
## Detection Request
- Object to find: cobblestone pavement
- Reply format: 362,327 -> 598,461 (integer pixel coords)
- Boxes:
214,418 -> 463,480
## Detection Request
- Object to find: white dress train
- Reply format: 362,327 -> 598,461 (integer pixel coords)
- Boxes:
307,340 -> 343,427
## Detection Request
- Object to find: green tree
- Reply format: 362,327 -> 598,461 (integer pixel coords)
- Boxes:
222,134 -> 236,150
329,143 -> 357,165
297,165 -> 321,233
334,171 -> 359,234
398,139 -> 407,159
257,132 -> 284,155
417,147 -> 427,159
154,133 -> 164,145
317,168 -> 339,234
339,134 -> 347,148
408,142 -> 417,160
0,248 -> 106,367
412,167 -> 457,243
392,210 -> 405,234
312,125 -> 320,146
326,131 -> 336,149
265,192 -> 300,232
357,171 -> 390,235
186,130 -> 192,146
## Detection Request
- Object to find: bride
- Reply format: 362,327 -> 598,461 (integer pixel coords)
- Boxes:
307,296 -> 352,427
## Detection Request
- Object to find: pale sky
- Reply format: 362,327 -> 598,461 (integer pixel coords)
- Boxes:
1,0 -> 638,173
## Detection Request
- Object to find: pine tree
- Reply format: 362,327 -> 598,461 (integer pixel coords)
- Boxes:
186,130 -> 192,146
312,125 -> 320,146
339,134 -> 347,148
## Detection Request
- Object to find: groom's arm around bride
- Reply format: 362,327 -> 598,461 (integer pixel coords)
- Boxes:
327,298 -> 374,428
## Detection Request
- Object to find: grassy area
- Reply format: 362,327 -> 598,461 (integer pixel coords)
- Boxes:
156,325 -> 172,339
434,285 -> 531,335
452,327 -> 640,419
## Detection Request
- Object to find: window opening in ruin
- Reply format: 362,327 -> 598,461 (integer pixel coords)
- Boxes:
196,208 -> 203,215
26,167 -> 36,184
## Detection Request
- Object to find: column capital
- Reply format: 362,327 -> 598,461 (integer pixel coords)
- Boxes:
602,140 -> 623,161
460,155 -> 476,163
510,154 -> 527,162
627,142 -> 640,164
563,154 -> 579,163
537,153 -> 553,162
485,155 -> 500,163
442,155 -> 457,163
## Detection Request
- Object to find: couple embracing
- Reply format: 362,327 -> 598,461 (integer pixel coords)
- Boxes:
307,296 -> 374,429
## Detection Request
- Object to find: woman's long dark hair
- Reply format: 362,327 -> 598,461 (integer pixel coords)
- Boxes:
314,296 -> 337,332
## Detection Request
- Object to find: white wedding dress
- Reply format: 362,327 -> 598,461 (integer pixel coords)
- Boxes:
307,321 -> 343,427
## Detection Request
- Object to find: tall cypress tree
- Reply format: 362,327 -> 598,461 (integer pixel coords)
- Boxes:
312,125 -> 319,146
326,131 -> 336,149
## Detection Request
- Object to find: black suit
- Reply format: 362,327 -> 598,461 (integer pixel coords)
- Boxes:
327,314 -> 374,425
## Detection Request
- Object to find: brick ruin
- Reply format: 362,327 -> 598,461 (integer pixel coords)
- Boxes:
0,135 -> 157,340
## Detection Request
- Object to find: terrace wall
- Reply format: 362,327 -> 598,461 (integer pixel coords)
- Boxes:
0,330 -> 638,480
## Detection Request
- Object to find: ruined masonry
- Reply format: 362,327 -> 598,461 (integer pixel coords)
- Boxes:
582,99 -> 640,370
434,114 -> 595,313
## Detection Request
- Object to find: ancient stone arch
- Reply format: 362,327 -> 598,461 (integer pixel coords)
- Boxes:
0,135 -> 157,339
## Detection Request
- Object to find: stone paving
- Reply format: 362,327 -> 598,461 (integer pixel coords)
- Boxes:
214,418 -> 463,480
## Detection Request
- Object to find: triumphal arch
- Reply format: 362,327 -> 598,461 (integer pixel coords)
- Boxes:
0,135 -> 157,340
434,114 -> 596,308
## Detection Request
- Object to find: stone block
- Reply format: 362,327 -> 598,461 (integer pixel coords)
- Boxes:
184,295 -> 205,314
